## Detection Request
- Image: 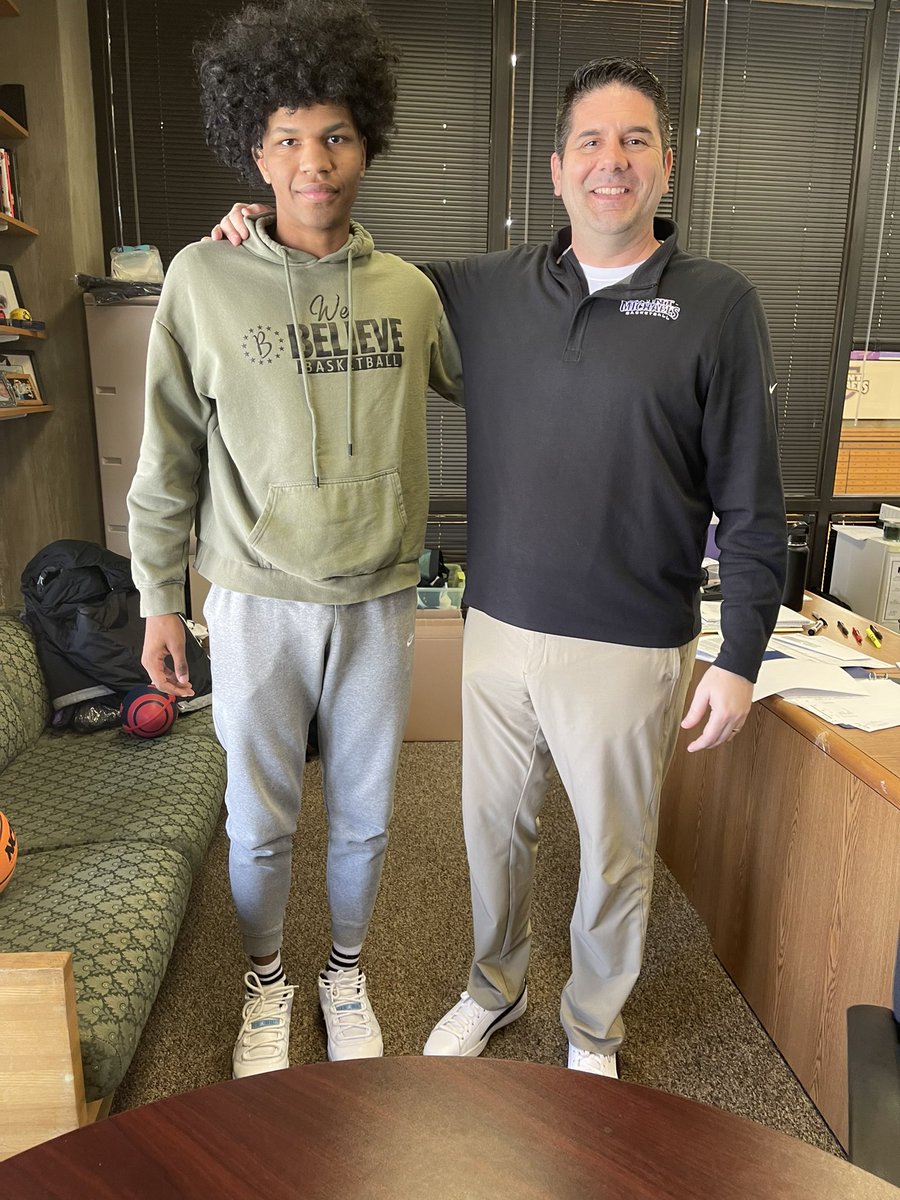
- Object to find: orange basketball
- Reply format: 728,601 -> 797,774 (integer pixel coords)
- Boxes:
0,809 -> 17,894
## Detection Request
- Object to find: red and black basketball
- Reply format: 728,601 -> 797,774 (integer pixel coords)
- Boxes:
120,686 -> 177,739
0,809 -> 18,894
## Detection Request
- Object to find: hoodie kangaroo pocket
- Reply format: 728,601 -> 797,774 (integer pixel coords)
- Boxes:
248,470 -> 408,581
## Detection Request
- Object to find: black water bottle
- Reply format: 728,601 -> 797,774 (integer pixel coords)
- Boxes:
782,521 -> 810,611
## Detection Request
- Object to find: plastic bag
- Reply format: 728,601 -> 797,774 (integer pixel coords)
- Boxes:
110,244 -> 164,284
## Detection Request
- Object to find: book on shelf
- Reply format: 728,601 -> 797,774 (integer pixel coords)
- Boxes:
0,148 -> 21,221
0,149 -> 13,218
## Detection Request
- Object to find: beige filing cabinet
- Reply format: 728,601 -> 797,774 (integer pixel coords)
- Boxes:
83,293 -> 157,559
82,293 -> 211,621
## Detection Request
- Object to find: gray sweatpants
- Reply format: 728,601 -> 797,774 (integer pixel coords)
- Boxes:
205,584 -> 416,959
461,608 -> 696,1056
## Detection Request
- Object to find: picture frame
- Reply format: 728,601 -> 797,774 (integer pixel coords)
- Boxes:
2,370 -> 40,406
0,264 -> 23,321
0,348 -> 42,398
0,372 -> 16,408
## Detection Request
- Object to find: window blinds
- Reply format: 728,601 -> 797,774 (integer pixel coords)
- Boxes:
690,0 -> 870,498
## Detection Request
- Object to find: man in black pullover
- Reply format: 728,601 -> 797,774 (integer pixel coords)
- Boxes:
213,57 -> 785,1079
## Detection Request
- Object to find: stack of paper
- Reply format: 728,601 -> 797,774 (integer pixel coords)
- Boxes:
700,602 -> 809,634
695,612 -> 900,730
779,680 -> 900,732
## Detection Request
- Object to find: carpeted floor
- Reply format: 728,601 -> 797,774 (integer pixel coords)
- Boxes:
113,740 -> 842,1157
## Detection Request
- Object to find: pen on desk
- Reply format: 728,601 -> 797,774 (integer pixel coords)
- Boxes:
806,617 -> 826,636
869,624 -> 883,640
866,627 -> 882,649
836,620 -> 849,637
851,627 -> 863,644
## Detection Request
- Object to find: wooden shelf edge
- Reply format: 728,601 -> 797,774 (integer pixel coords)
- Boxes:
0,213 -> 38,237
0,108 -> 27,142
0,404 -> 54,421
0,325 -> 46,340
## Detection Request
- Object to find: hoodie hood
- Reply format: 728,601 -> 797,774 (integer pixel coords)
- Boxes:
243,212 -> 375,266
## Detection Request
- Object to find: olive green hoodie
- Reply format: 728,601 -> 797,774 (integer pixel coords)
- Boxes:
127,216 -> 462,615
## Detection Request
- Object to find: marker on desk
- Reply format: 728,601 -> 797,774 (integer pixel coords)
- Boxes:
851,627 -> 863,644
836,620 -> 849,638
866,626 -> 882,649
869,624 -> 884,641
806,612 -> 828,637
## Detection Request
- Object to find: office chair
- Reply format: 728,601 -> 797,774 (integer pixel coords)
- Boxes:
846,929 -> 900,1186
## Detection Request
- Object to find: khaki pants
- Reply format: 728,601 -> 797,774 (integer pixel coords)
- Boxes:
461,608 -> 696,1055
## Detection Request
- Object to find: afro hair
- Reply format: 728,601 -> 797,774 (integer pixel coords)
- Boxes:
196,0 -> 398,182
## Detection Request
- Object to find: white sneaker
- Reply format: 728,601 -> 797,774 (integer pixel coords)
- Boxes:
232,972 -> 295,1079
318,968 -> 383,1060
567,1042 -> 619,1078
423,986 -> 527,1057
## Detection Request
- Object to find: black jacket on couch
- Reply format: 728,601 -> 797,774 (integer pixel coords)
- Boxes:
20,539 -> 211,711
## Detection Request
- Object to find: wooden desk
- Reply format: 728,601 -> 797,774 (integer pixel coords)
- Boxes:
0,1058 -> 895,1199
659,594 -> 900,1150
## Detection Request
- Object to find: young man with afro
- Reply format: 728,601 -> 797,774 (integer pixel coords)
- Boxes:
126,0 -> 461,1077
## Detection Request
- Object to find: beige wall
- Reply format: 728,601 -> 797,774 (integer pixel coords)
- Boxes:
0,0 -> 104,606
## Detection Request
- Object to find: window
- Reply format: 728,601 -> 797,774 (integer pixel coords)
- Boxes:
509,0 -> 685,245
690,0 -> 870,498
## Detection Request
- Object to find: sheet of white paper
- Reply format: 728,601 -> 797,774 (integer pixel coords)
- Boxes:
752,659 -> 869,702
779,679 -> 900,731
768,633 -> 882,667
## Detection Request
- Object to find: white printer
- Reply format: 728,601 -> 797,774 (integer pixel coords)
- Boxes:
829,503 -> 900,631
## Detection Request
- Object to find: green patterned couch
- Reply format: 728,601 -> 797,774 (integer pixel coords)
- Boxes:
0,610 -> 226,1146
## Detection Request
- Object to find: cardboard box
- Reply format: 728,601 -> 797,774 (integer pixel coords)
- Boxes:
404,609 -> 463,741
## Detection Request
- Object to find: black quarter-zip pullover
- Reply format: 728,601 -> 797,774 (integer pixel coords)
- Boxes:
424,218 -> 786,683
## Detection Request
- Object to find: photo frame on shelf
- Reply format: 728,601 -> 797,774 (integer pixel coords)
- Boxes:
1,370 -> 40,406
0,347 -> 42,397
0,372 -> 16,408
0,263 -> 23,321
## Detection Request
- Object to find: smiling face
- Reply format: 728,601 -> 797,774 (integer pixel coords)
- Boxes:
253,103 -> 367,256
550,83 -> 673,267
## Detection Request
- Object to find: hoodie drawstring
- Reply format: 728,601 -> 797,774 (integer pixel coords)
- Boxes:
346,247 -> 354,457
282,254 -> 321,487
281,244 -> 356,487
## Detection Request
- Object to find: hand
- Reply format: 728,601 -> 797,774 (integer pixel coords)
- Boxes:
680,665 -> 752,753
204,202 -> 272,245
141,614 -> 194,697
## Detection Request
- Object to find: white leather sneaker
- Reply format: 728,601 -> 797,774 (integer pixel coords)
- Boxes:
423,986 -> 527,1056
318,968 -> 384,1060
567,1042 -> 619,1078
232,972 -> 295,1079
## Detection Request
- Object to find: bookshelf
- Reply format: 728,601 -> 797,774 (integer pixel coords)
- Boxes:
0,213 -> 37,237
0,104 -> 35,238
0,404 -> 53,421
0,109 -> 26,141
0,326 -> 46,341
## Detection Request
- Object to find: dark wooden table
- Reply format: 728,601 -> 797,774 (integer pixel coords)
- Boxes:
1,1058 -> 896,1199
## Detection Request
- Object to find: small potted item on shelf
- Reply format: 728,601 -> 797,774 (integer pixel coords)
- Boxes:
7,306 -> 45,331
